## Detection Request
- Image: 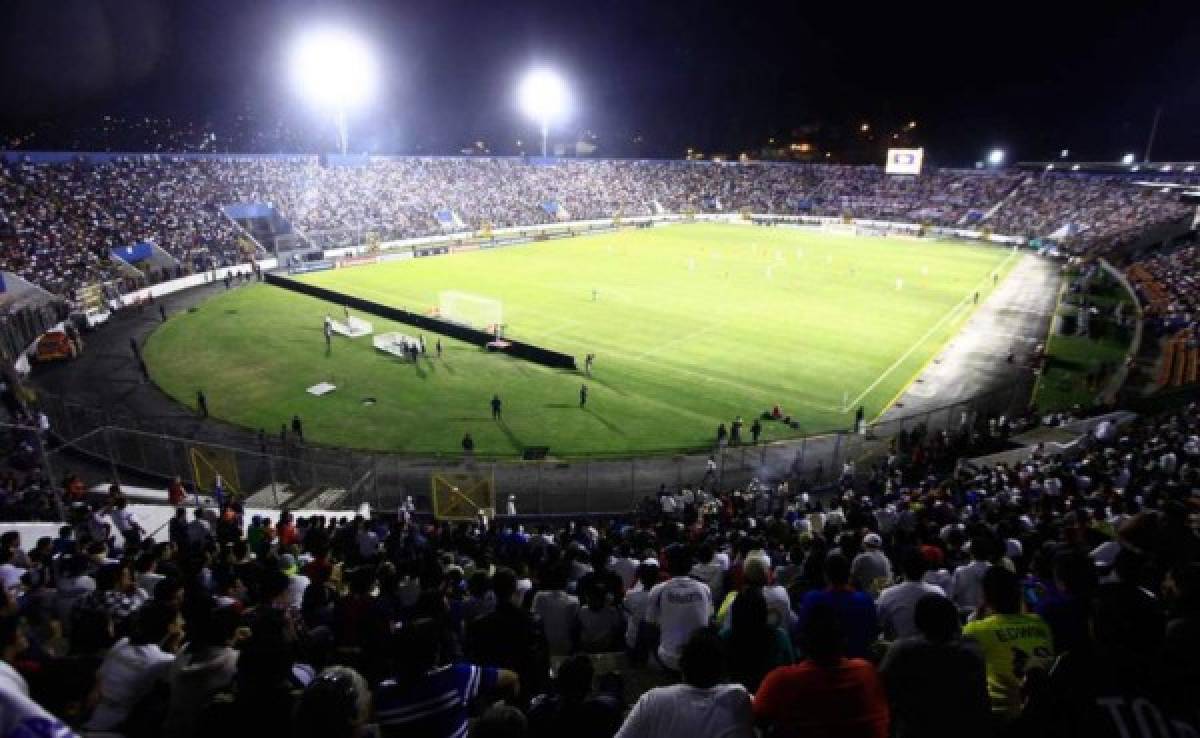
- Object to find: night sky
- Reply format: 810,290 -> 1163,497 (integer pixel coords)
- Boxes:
1,0 -> 1198,164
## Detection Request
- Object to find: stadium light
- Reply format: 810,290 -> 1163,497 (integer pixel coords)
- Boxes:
988,148 -> 1006,166
1121,152 -> 1136,165
289,27 -> 379,155
518,68 -> 569,158
1060,149 -> 1069,158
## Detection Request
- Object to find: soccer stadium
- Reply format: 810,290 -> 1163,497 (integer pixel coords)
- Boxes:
0,3 -> 1197,737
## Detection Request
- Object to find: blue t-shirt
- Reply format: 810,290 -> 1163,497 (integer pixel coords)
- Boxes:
375,663 -> 499,738
797,587 -> 879,658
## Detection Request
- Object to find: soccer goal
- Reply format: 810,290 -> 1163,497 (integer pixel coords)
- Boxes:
438,291 -> 504,332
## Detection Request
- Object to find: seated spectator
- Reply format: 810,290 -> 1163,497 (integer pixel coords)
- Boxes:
1034,548 -> 1097,655
850,533 -> 892,596
163,605 -> 240,738
645,545 -> 714,671
468,568 -> 549,695
531,563 -> 580,664
796,553 -> 879,659
876,548 -> 946,640
375,617 -> 518,738
621,559 -> 660,665
527,654 -> 623,738
719,586 -> 795,692
950,537 -> 994,615
574,583 -> 624,653
615,628 -> 753,738
753,602 -> 889,738
294,665 -> 372,738
963,565 -> 1054,722
879,594 -> 989,738
85,601 -> 181,732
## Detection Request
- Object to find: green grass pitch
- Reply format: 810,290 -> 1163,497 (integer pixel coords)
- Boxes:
144,223 -> 1016,456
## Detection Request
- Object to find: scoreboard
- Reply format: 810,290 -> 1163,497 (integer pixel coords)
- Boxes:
886,148 -> 924,175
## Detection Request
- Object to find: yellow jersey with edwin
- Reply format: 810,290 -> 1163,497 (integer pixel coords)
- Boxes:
963,612 -> 1054,719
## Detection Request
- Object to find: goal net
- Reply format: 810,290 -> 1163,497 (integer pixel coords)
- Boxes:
438,291 -> 503,331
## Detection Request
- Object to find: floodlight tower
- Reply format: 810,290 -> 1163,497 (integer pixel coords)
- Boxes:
290,27 -> 378,155
518,68 -> 569,158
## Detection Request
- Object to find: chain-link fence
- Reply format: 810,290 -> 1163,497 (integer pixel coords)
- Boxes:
31,373 -> 1033,516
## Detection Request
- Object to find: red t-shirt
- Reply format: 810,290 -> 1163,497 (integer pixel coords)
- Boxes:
753,658 -> 889,738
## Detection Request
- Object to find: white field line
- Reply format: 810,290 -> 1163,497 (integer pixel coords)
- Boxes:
629,321 -> 728,361
841,249 -> 1022,412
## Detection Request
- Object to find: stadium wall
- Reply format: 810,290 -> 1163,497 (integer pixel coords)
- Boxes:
323,213 -> 1027,263
105,259 -> 278,311
263,273 -> 578,370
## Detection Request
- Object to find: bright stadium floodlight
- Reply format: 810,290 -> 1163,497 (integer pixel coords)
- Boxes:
988,148 -> 1006,166
1121,152 -> 1136,165
518,68 -> 569,157
289,27 -> 379,154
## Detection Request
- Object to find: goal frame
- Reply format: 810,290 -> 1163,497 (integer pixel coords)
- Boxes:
438,291 -> 503,331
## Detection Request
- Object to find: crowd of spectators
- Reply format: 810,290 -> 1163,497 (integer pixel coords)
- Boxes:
1128,239 -> 1200,336
0,395 -> 1192,736
1,155 -> 1192,301
986,172 -> 1192,255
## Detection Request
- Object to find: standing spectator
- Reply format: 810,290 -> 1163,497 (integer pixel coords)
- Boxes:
753,603 -> 889,738
110,498 -> 143,552
879,595 -> 989,738
615,629 -> 753,738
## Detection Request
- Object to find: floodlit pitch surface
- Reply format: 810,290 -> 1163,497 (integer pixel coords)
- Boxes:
145,224 -> 1017,455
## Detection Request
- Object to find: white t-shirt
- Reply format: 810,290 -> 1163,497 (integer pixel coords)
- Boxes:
615,683 -> 753,738
645,577 -> 713,670
950,560 -> 991,612
0,565 -> 25,596
0,679 -> 77,738
531,589 -> 580,657
110,508 -> 137,534
286,573 -> 311,609
0,661 -> 28,696
690,563 -> 724,602
612,557 -> 639,590
623,587 -> 651,649
876,580 -> 946,639
87,637 -> 176,730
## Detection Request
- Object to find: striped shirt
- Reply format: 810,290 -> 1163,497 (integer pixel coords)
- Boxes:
375,663 -> 498,738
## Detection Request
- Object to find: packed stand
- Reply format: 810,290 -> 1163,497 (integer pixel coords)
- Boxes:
1,154 -> 1193,302
986,172 -> 1192,255
0,399 -> 1189,736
